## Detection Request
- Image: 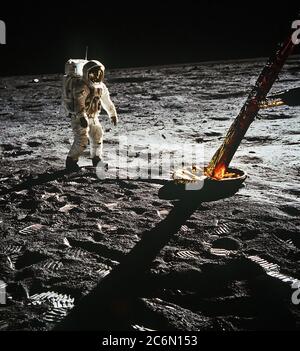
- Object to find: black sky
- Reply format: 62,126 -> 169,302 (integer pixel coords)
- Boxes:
0,2 -> 299,76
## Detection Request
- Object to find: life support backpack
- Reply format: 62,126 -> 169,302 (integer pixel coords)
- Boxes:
63,59 -> 105,114
63,59 -> 88,113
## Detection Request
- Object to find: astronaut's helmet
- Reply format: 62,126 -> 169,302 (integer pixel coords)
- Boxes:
83,60 -> 105,83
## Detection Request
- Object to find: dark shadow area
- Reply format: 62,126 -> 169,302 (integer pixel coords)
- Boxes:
0,166 -> 167,196
53,184 -> 241,330
158,178 -> 246,202
0,168 -> 71,196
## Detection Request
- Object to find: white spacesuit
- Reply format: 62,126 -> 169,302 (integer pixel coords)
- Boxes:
64,60 -> 118,171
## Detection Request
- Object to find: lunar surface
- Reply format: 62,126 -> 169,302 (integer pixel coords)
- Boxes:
0,56 -> 300,330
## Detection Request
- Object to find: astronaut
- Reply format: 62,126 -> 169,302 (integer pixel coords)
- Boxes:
64,60 -> 118,171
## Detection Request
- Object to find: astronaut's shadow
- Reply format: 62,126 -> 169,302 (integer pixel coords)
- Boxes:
0,166 -> 168,196
54,184 -> 241,330
0,168 -> 71,196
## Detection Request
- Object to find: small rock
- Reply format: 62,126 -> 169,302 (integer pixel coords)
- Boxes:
157,209 -> 170,219
213,219 -> 219,227
27,141 -> 42,147
204,131 -> 222,137
59,204 -> 78,213
63,238 -> 71,247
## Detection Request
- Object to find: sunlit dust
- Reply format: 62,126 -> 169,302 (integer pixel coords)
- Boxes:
259,99 -> 285,109
173,164 -> 242,184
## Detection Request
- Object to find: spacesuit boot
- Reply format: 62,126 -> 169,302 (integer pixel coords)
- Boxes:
65,156 -> 80,172
92,156 -> 101,167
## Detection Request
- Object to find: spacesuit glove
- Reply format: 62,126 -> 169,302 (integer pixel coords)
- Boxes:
111,116 -> 118,126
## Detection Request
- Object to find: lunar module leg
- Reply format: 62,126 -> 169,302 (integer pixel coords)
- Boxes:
206,33 -> 297,180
